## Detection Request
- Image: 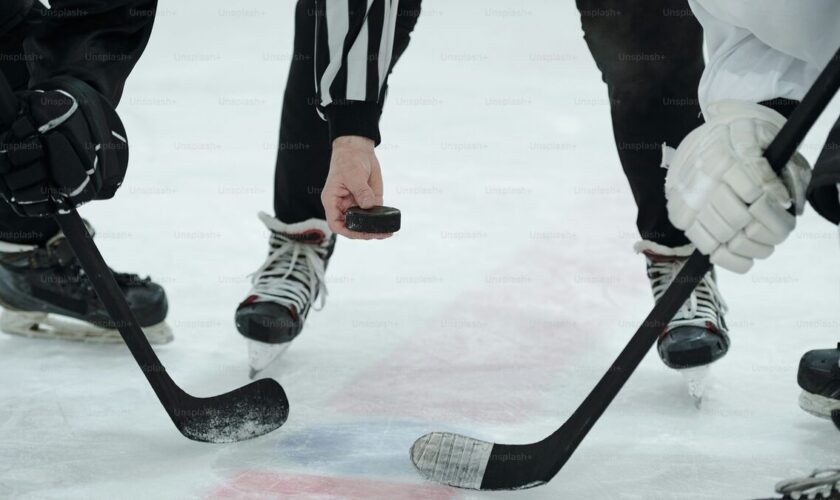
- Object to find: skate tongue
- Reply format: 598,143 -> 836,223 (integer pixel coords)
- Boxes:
258,212 -> 332,244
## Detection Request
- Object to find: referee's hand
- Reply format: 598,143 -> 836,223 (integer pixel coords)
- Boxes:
322,135 -> 392,240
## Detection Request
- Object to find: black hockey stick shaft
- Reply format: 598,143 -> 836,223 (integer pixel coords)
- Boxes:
57,212 -> 183,409
0,74 -> 288,442
528,47 -> 840,485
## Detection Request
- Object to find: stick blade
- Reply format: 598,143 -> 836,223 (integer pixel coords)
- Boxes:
175,378 -> 289,443
410,432 -> 493,490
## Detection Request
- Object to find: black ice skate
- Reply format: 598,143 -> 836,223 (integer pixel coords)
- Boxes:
798,343 -> 840,421
0,224 -> 172,344
637,241 -> 730,404
236,212 -> 335,377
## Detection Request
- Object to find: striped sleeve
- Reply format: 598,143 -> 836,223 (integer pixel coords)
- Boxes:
315,0 -> 399,144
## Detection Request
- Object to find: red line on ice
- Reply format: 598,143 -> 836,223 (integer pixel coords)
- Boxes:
329,241 -> 640,423
208,471 -> 455,499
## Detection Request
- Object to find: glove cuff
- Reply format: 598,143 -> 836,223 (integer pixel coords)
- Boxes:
705,100 -> 788,129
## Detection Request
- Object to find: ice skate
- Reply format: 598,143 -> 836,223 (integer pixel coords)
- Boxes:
236,212 -> 335,377
797,343 -> 840,420
0,224 -> 172,344
637,241 -> 730,405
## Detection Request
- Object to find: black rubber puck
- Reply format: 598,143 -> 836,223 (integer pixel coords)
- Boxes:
345,206 -> 401,233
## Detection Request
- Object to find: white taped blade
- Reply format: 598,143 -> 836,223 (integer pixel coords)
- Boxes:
410,432 -> 493,490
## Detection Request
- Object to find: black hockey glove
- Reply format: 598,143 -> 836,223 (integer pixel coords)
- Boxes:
0,77 -> 129,217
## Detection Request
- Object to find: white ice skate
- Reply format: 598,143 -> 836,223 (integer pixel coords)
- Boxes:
636,240 -> 730,405
235,212 -> 334,377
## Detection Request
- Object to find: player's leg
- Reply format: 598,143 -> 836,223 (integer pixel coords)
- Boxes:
576,0 -> 729,370
0,28 -> 171,344
809,118 -> 840,226
234,1 -> 335,371
237,0 -> 422,374
798,119 -> 840,422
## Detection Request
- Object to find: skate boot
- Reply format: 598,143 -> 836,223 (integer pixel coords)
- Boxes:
636,241 -> 730,368
236,212 -> 335,377
637,241 -> 730,403
797,343 -> 840,420
0,224 -> 172,344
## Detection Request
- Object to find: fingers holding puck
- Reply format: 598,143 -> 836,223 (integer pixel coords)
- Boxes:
344,206 -> 401,234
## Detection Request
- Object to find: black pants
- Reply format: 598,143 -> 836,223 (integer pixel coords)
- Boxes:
576,0 -> 704,246
808,118 -> 840,225
276,0 -> 703,247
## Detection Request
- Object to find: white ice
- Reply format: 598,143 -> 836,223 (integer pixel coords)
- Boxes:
2,1 -> 840,498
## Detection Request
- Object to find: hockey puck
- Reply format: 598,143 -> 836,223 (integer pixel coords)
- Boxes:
345,206 -> 401,233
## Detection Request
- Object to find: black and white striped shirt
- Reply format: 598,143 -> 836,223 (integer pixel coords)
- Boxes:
315,0 -> 400,144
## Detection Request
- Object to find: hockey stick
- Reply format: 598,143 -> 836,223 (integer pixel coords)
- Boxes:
410,47 -> 840,490
0,73 -> 289,443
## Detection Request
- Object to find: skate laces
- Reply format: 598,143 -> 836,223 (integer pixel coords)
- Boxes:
775,469 -> 840,499
646,254 -> 728,332
247,212 -> 330,317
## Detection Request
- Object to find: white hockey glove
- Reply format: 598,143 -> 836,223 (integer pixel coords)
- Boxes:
665,101 -> 812,274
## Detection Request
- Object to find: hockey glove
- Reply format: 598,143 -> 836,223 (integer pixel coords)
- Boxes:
0,77 -> 129,217
665,100 -> 812,274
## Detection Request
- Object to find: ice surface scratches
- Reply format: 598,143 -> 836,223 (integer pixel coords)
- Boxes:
179,399 -> 282,444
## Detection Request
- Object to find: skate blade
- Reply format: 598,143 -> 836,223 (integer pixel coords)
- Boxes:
798,390 -> 840,420
679,366 -> 710,408
248,340 -> 290,379
0,309 -> 174,345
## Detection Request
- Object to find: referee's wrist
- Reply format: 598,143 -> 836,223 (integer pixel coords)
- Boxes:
332,135 -> 375,150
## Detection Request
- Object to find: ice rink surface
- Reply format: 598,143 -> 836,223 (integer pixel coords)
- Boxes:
2,1 -> 840,498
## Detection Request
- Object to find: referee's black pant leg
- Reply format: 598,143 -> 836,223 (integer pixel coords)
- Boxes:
576,0 -> 704,247
273,0 -> 422,224
0,29 -> 58,245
